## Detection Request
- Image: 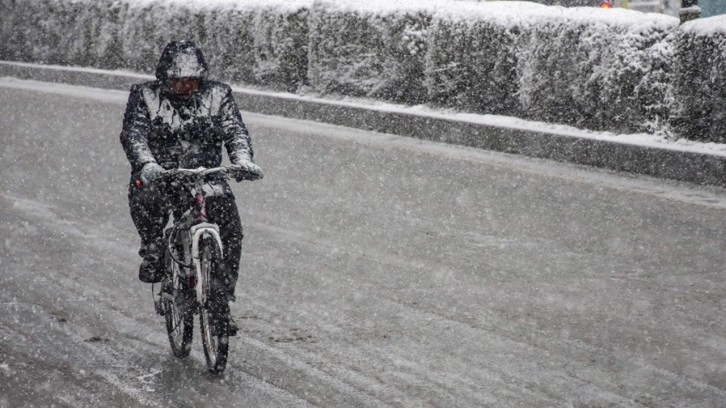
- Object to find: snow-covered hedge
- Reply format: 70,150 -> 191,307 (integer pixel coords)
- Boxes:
516,9 -> 677,133
0,0 -> 125,68
308,0 -> 434,103
251,4 -> 310,92
0,0 -> 311,91
671,16 -> 726,143
425,3 -> 544,116
120,0 -> 311,91
1,0 -> 725,140
310,1 -> 677,133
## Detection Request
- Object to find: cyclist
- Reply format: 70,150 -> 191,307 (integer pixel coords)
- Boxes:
120,40 -> 262,334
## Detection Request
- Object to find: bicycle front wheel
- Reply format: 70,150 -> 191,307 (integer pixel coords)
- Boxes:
198,235 -> 229,374
163,252 -> 193,358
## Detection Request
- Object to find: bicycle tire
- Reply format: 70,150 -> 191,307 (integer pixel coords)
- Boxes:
198,235 -> 229,374
163,250 -> 193,358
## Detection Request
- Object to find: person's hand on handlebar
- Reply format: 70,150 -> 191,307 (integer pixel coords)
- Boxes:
228,161 -> 264,182
140,162 -> 165,185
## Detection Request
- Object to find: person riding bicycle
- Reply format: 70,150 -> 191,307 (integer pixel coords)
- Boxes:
120,40 -> 262,334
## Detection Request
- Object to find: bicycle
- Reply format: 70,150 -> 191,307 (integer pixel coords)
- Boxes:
142,165 -> 259,374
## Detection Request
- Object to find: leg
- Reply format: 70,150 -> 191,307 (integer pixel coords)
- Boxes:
128,182 -> 171,282
205,194 -> 243,302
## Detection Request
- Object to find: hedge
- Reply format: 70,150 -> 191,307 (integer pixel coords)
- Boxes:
671,16 -> 726,143
1,0 -> 724,141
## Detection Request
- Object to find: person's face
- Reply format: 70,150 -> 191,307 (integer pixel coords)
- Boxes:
167,77 -> 200,99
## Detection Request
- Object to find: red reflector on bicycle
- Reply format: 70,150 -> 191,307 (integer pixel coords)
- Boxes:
135,180 -> 142,189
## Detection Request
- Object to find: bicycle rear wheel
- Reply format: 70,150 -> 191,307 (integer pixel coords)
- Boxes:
163,252 -> 193,358
198,235 -> 229,374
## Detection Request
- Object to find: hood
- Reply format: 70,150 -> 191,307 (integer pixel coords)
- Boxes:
155,40 -> 209,82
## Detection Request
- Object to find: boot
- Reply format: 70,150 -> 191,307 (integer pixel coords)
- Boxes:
138,242 -> 164,283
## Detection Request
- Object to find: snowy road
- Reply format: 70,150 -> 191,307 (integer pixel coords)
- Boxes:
2,79 -> 726,407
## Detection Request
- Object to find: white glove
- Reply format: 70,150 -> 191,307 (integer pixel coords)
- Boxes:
230,161 -> 263,181
140,162 -> 164,185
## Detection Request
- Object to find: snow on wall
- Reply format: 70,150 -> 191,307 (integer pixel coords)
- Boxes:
0,0 -> 724,141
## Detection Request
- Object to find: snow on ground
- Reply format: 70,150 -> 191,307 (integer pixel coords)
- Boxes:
4,75 -> 726,407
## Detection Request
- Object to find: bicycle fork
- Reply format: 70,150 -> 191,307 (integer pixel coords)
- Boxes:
190,223 -> 224,307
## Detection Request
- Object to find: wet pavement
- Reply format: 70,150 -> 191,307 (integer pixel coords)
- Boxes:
1,81 -> 726,407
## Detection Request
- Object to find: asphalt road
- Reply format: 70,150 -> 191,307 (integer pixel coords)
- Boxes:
1,79 -> 726,407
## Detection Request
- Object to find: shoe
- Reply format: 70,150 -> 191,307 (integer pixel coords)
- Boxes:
228,316 -> 239,336
139,255 -> 164,283
153,277 -> 172,316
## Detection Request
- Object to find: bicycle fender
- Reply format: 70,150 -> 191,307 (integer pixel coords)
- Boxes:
191,223 -> 224,305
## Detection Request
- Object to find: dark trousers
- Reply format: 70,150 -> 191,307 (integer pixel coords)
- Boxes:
128,181 -> 243,300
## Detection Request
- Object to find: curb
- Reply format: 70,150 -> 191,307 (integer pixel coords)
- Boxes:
3,61 -> 725,188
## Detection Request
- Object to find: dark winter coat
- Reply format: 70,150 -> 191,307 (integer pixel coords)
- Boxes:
120,41 -> 253,191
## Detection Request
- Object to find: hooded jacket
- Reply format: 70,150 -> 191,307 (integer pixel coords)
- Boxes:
120,40 -> 254,188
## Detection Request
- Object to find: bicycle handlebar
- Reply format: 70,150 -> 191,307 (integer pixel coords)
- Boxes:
135,165 -> 261,189
163,166 -> 229,179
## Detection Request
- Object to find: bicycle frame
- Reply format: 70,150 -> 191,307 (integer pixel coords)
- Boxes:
165,167 -> 228,306
152,164 -> 260,373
